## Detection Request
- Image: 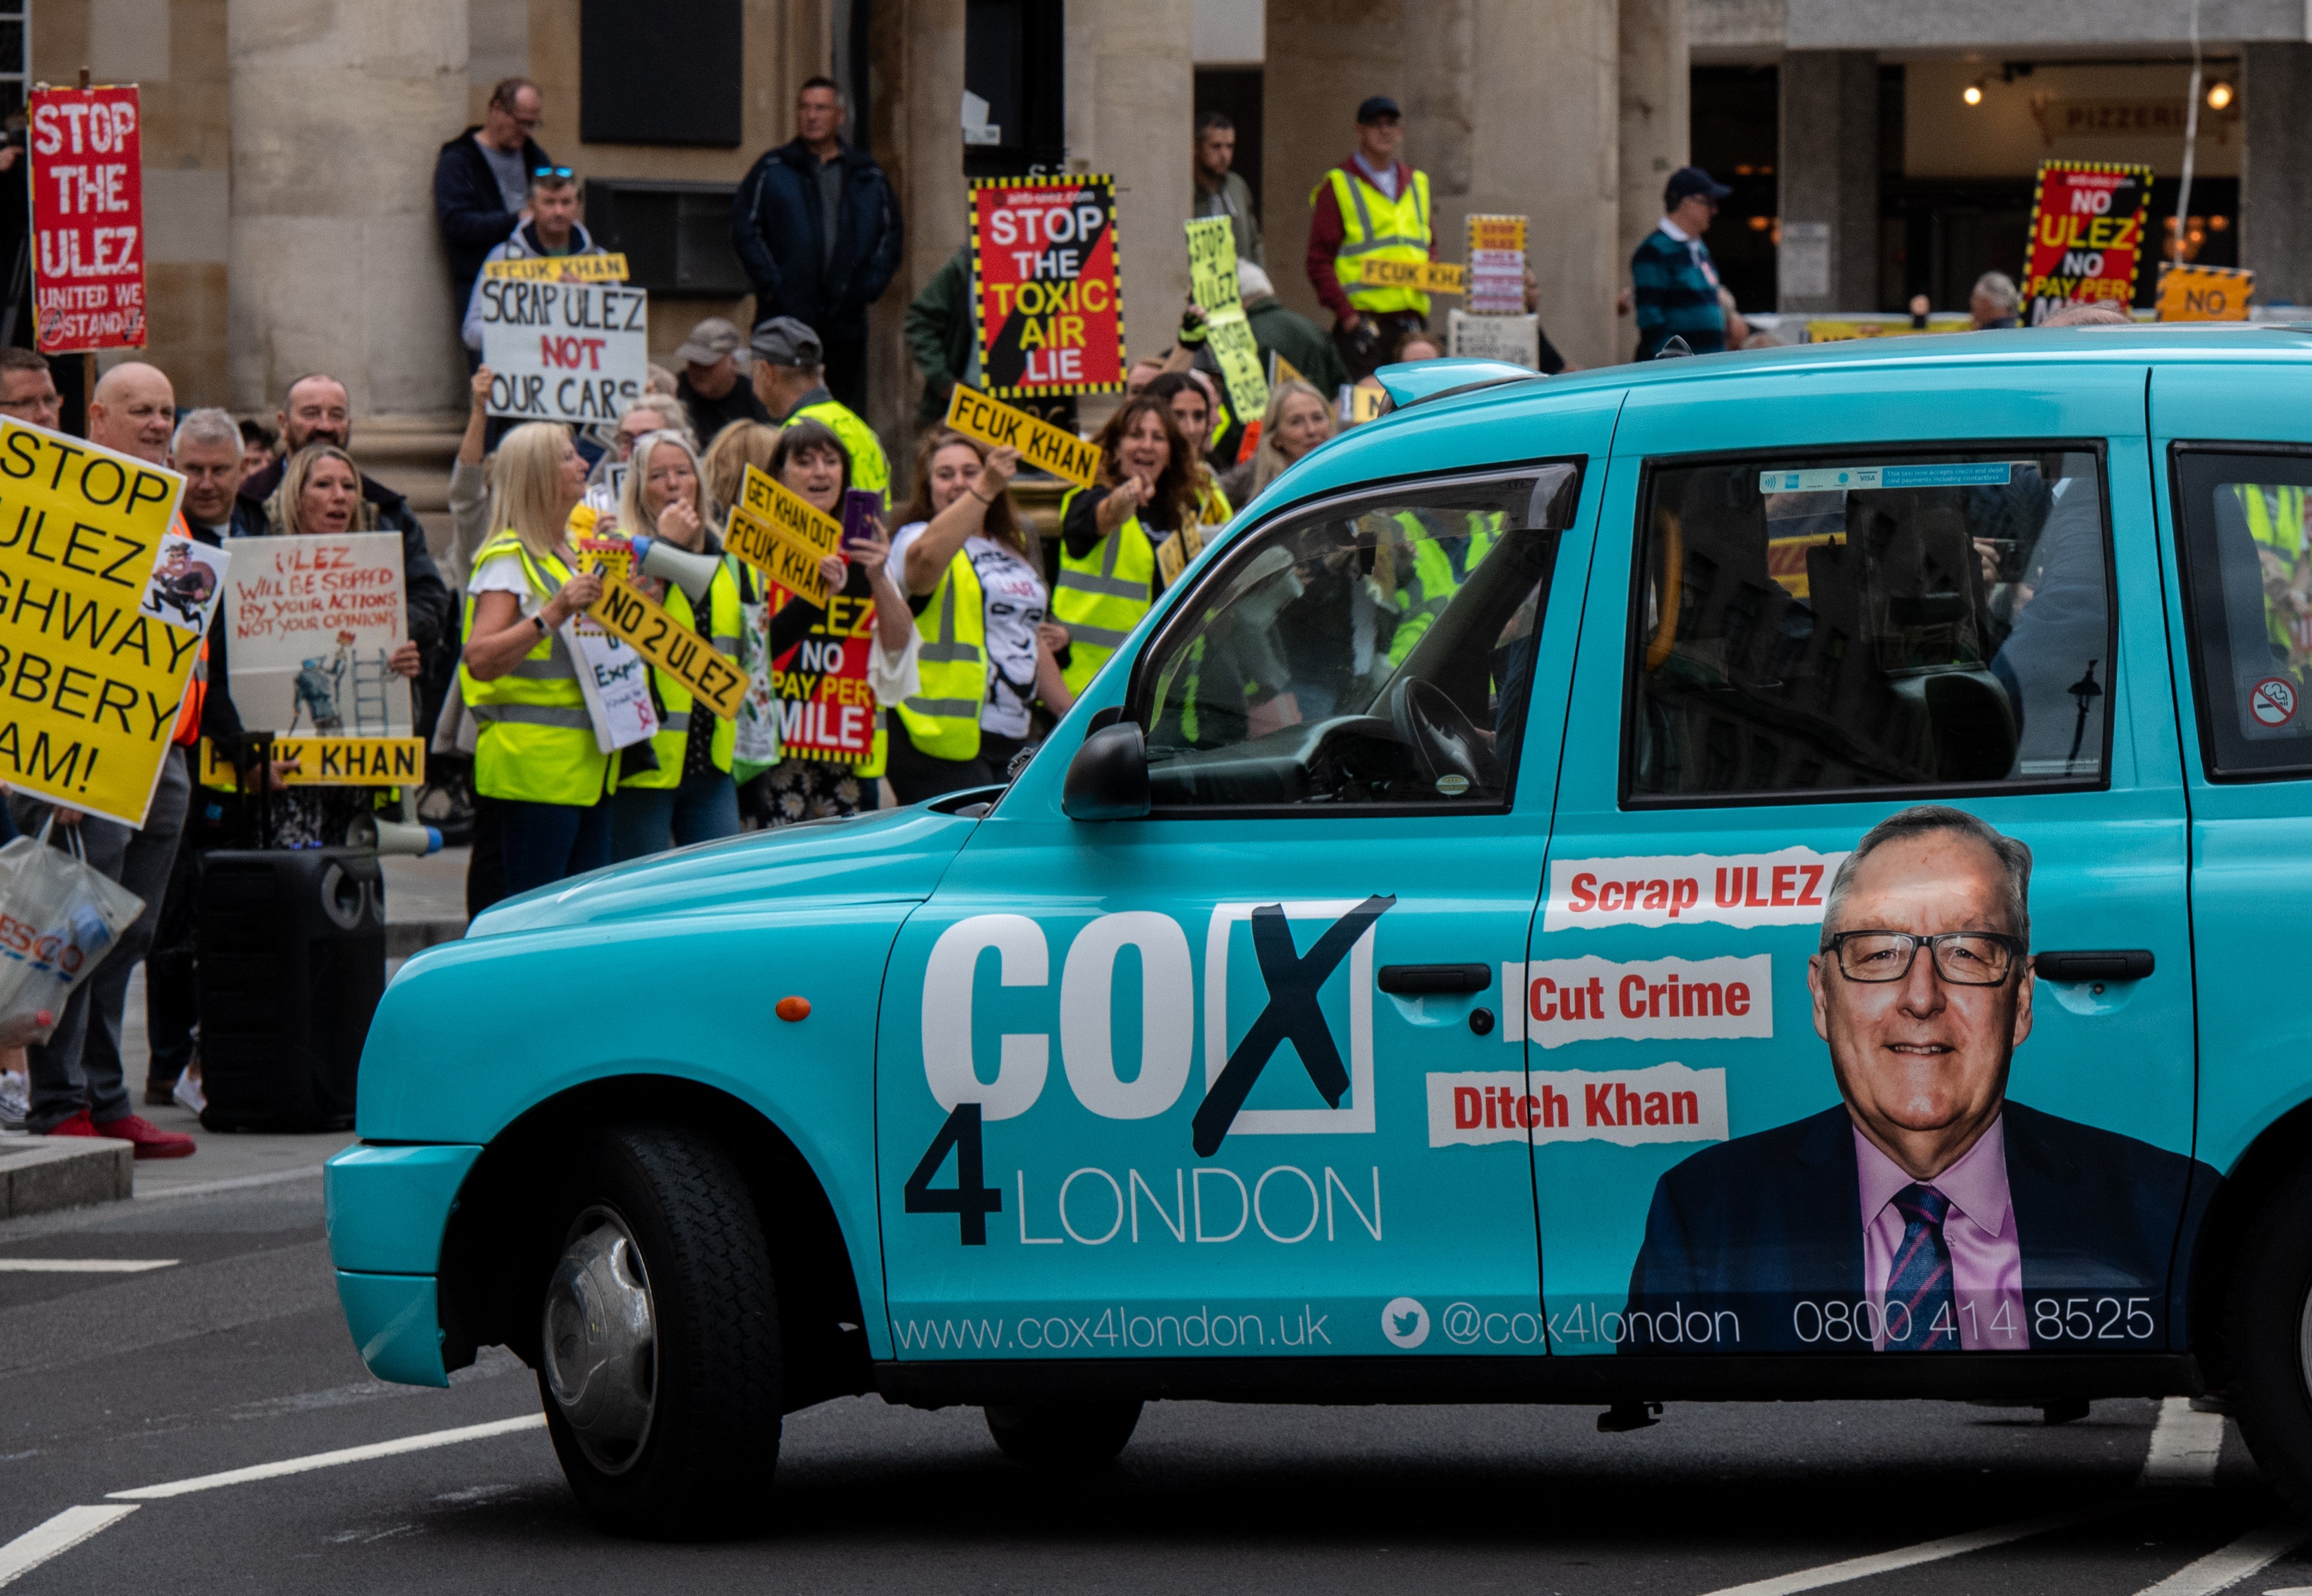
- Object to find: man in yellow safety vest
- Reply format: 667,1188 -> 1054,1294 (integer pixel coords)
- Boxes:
1305,94 -> 1436,383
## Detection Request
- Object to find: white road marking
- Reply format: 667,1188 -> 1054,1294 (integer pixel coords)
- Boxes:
0,1259 -> 176,1274
2133,1518 -> 2311,1595
132,1165 -> 326,1202
1693,1503 -> 2114,1595
0,1504 -> 138,1588
2143,1396 -> 2229,1488
106,1414 -> 545,1501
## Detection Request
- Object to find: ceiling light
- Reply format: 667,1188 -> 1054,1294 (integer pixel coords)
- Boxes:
1963,82 -> 1984,106
2206,81 -> 2234,110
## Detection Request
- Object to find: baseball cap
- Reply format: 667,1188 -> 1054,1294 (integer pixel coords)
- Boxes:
674,316 -> 743,367
750,316 -> 823,368
1664,166 -> 1733,207
1355,95 -> 1402,124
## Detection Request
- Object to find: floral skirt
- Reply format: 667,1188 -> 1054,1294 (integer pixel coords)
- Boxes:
758,758 -> 876,827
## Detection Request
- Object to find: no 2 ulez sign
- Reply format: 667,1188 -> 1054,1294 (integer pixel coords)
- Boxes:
971,175 -> 1124,397
29,85 -> 145,354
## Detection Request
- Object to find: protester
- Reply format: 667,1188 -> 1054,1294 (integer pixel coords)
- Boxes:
1306,95 -> 1437,382
645,364 -> 678,398
672,317 -> 770,446
461,165 -> 604,351
700,421 -> 782,518
460,423 -> 614,894
754,421 -> 916,824
750,316 -> 891,499
11,363 -> 199,1156
1144,371 -> 1233,529
730,76 -> 903,413
433,78 -> 551,340
1236,261 -> 1347,396
1395,332 -> 1444,361
884,433 -> 1056,800
1519,266 -> 1574,374
903,242 -> 977,428
1632,166 -> 1731,359
1052,395 -> 1201,697
0,346 -> 60,427
238,419 -> 276,477
1973,271 -> 2022,329
1718,288 -> 1751,350
1125,358 -> 1168,397
1223,377 -> 1336,505
2043,303 -> 2132,327
1192,111 -> 1263,267
581,394 -> 693,514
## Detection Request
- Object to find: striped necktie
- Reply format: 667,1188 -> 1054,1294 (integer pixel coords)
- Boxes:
1885,1184 -> 1958,1351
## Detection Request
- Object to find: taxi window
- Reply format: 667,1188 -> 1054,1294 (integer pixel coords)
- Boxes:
1626,448 -> 2112,802
2170,447 -> 2312,778
1131,464 -> 1580,812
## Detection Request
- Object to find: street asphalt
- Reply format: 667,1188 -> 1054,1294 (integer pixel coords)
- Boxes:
0,1172 -> 2307,1594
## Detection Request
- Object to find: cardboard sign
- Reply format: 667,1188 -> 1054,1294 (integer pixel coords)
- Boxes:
2158,262 -> 2254,322
1354,258 -> 1466,297
479,280 -> 649,424
1448,310 -> 1542,369
766,587 -> 878,763
587,576 -> 747,721
1184,216 -> 1271,432
1269,351 -> 1305,388
221,531 -> 413,738
198,735 -> 425,789
723,467 -> 839,606
482,253 -> 630,283
0,420 -> 195,826
971,175 -> 1125,396
2023,162 -> 2153,324
29,85 -> 146,354
943,385 -> 1101,487
1466,214 -> 1528,316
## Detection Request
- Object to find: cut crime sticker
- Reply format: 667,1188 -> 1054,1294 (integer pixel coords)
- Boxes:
943,385 -> 1101,488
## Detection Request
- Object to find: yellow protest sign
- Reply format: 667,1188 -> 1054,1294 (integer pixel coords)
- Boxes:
2158,263 -> 2253,321
1185,216 -> 1270,428
587,575 -> 747,720
724,505 -> 831,606
0,421 -> 199,827
741,465 -> 844,559
1355,258 -> 1466,296
198,735 -> 427,789
1269,351 -> 1305,387
944,385 -> 1102,487
1346,383 -> 1390,424
482,252 -> 630,283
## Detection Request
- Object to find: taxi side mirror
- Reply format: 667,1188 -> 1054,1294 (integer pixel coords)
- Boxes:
1062,721 -> 1150,820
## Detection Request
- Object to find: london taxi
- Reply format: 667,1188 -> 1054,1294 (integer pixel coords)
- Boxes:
326,326 -> 2312,1537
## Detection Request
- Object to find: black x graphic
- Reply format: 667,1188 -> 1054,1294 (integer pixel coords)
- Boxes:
1190,895 -> 1396,1157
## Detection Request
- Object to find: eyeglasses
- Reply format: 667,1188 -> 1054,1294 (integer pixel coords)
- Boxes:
533,166 -> 575,179
1821,930 -> 2025,986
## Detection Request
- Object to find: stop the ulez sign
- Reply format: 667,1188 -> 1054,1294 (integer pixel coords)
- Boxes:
29,84 -> 147,354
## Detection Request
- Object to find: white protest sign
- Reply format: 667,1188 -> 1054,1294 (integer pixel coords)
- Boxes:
566,623 -> 657,753
221,532 -> 413,736
1449,310 -> 1542,370
479,279 -> 650,425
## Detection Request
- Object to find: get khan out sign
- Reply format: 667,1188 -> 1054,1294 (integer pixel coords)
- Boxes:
2024,161 -> 2152,324
29,86 -> 145,354
971,175 -> 1123,397
479,279 -> 649,424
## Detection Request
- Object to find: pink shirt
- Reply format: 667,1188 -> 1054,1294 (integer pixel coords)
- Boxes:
1857,1117 -> 2028,1351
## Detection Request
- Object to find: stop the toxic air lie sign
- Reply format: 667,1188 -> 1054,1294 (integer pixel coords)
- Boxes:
970,175 -> 1125,398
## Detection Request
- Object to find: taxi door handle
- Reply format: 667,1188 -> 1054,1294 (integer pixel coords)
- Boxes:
2034,949 -> 2154,982
1377,963 -> 1491,995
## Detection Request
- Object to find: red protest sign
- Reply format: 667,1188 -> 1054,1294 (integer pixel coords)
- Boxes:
766,586 -> 879,763
29,85 -> 147,354
2022,161 -> 2152,325
971,175 -> 1124,397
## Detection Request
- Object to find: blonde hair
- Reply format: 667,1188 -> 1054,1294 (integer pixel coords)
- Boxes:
270,443 -> 360,537
618,430 -> 711,543
486,422 -> 580,562
700,421 -> 781,520
1247,379 -> 1333,498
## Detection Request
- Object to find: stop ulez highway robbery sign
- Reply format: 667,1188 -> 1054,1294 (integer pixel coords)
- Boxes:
29,84 -> 147,354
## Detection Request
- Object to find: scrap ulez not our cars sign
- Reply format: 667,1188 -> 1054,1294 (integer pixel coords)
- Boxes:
2022,161 -> 2153,324
971,175 -> 1124,397
29,84 -> 146,353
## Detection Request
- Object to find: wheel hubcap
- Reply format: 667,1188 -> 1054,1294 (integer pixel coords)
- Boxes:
541,1206 -> 657,1475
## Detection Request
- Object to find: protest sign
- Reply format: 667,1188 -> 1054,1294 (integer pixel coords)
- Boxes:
1448,310 -> 1542,369
222,531 -> 413,738
1355,258 -> 1466,297
479,279 -> 649,424
0,420 -> 197,826
197,736 -> 426,789
2158,262 -> 2253,321
971,175 -> 1125,396
1269,350 -> 1305,387
766,586 -> 878,763
29,85 -> 146,354
1184,216 -> 1270,431
2023,162 -> 2153,324
943,385 -> 1101,488
586,575 -> 747,721
723,467 -> 842,607
482,253 -> 630,283
1803,316 -> 1973,342
1466,214 -> 1528,315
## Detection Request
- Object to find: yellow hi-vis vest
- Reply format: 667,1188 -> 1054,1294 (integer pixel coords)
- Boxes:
1315,165 -> 1434,317
2237,483 -> 2308,653
895,548 -> 988,762
1388,511 -> 1501,666
790,398 -> 891,502
1053,486 -> 1161,696
622,553 -> 746,789
459,533 -> 615,806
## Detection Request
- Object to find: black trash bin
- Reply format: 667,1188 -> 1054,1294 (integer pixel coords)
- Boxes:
196,849 -> 386,1131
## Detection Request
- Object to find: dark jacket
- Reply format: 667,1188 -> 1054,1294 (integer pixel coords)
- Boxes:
1630,224 -> 1726,359
675,371 -> 770,449
903,243 -> 976,425
1245,293 -> 1348,397
434,127 -> 554,303
237,458 -> 454,653
730,138 -> 904,344
1624,1102 -> 2217,1354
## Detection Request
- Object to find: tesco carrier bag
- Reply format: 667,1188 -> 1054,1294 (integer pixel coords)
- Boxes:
0,822 -> 146,1047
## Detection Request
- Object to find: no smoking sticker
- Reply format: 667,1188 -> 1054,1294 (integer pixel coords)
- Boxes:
2251,677 -> 2298,727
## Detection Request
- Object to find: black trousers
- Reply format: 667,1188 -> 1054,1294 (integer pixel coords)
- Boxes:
822,335 -> 869,414
883,711 -> 1025,805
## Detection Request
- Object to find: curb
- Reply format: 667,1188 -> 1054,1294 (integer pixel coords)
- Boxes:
386,919 -> 465,960
0,1140 -> 134,1217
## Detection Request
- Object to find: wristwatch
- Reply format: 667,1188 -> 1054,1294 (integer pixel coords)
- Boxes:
533,611 -> 550,636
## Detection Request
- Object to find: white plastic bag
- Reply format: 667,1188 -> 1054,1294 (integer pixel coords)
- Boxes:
0,821 -> 146,1047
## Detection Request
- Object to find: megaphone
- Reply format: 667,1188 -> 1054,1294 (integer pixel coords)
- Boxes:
629,535 -> 721,604
346,812 -> 443,857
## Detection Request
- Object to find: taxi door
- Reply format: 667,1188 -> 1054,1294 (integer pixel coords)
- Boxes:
1531,360 -> 2201,1360
876,406 -> 1611,1368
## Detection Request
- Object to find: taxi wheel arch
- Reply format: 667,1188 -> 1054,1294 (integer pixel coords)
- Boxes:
2187,1098 -> 2312,1396
2221,1156 -> 2312,1512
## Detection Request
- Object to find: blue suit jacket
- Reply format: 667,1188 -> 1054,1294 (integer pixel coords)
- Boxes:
1623,1102 -> 2217,1353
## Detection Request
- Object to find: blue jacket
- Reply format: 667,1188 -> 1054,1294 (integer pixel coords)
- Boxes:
729,138 -> 903,344
434,127 -> 554,304
1630,224 -> 1726,360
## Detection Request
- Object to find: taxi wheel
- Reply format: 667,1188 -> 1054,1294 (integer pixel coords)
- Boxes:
985,1400 -> 1144,1469
2225,1162 -> 2312,1512
537,1125 -> 781,1539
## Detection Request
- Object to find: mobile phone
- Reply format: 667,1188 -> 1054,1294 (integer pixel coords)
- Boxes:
839,489 -> 884,554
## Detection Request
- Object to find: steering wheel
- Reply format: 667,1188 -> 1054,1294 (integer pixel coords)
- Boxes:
1387,677 -> 1495,797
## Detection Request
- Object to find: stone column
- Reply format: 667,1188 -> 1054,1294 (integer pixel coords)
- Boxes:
865,0 -> 965,456
2241,43 -> 2312,310
1776,49 -> 1878,315
227,0 -> 471,419
1617,0 -> 1687,360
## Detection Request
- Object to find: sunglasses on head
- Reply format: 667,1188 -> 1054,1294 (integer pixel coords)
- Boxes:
533,166 -> 575,179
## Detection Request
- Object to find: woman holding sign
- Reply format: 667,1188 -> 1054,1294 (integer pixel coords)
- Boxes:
606,431 -> 750,860
1052,394 -> 1203,698
460,423 -> 616,893
1224,379 -> 1337,505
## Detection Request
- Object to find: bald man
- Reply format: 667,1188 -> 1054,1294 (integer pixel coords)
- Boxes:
11,361 -> 198,1156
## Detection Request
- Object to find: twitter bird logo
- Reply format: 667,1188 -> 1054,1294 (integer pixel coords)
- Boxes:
1380,1296 -> 1430,1349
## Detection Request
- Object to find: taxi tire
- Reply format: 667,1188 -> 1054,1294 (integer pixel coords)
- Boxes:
540,1125 -> 782,1539
2223,1161 -> 2312,1512
984,1400 -> 1144,1470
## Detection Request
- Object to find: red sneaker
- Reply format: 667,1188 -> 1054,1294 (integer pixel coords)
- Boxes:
95,1114 -> 196,1160
41,1111 -> 98,1138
